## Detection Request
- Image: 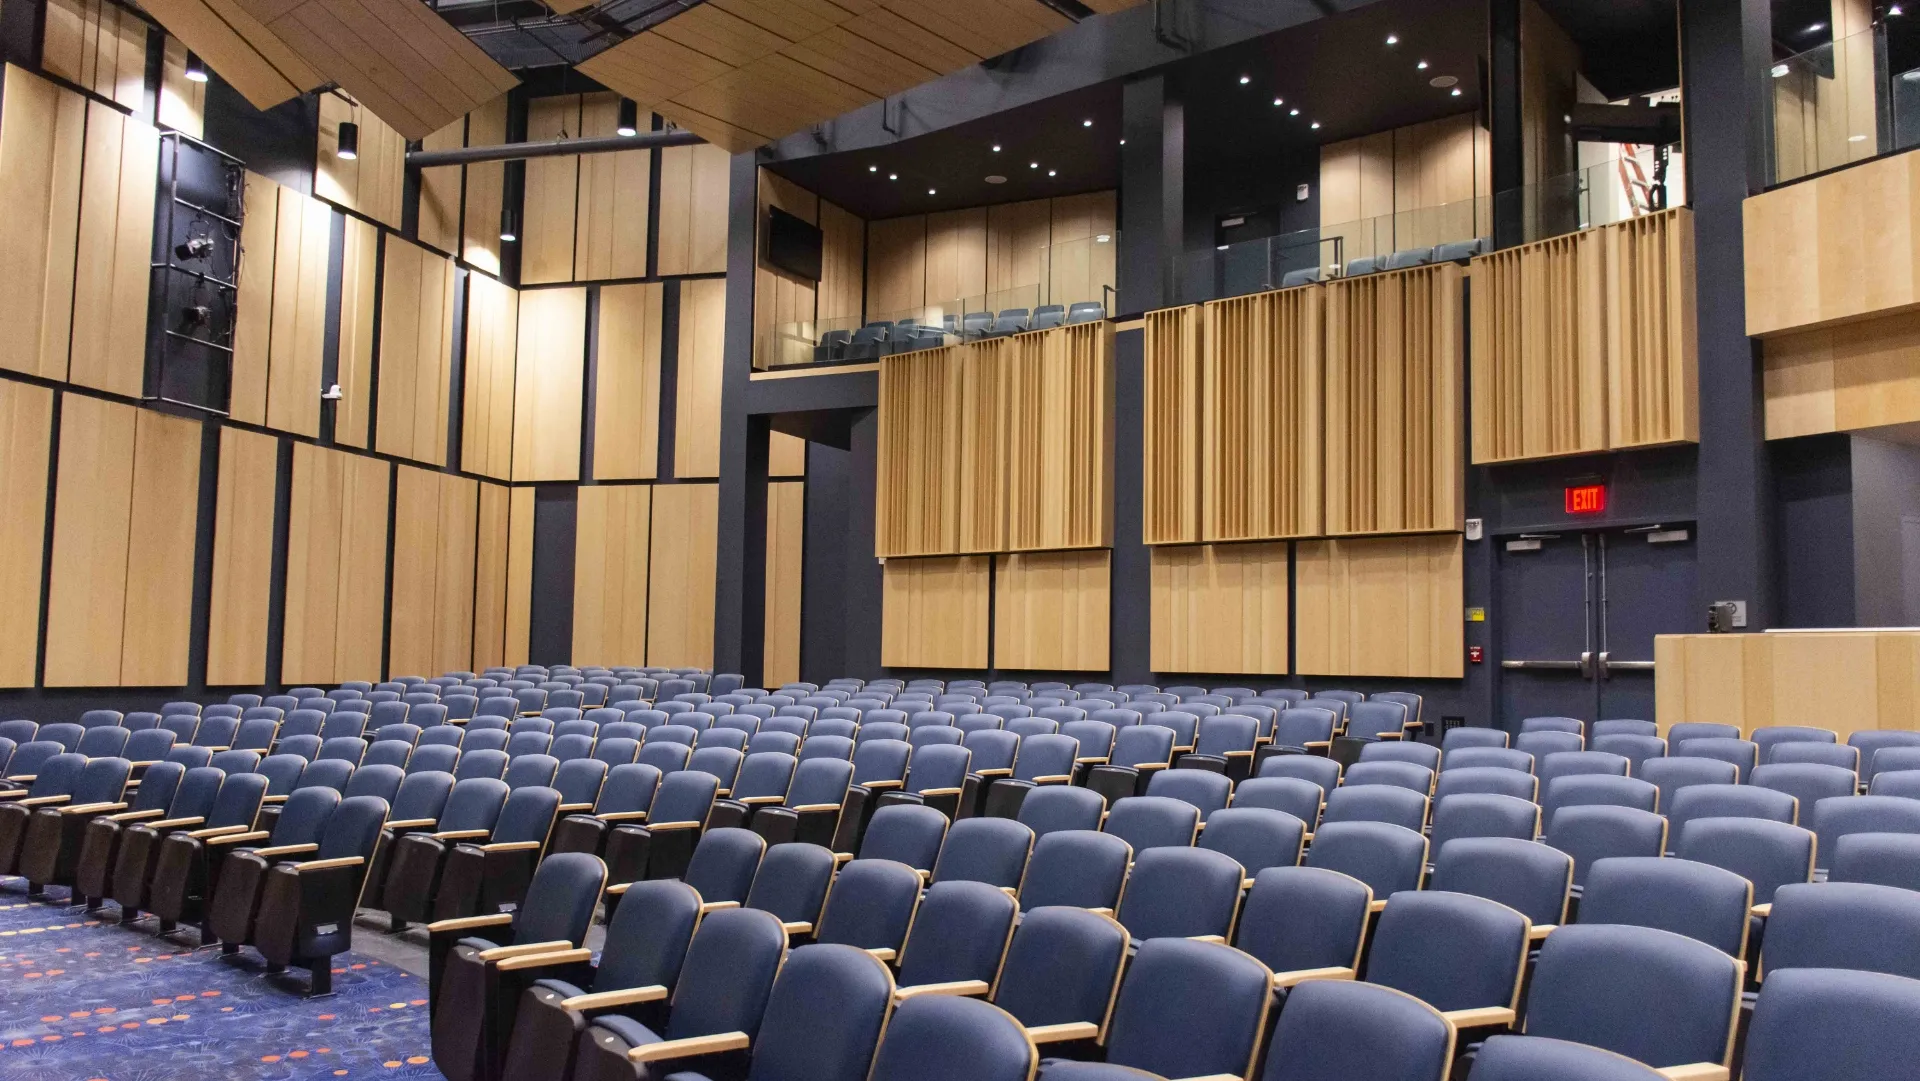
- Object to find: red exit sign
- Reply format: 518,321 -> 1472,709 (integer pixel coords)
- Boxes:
1565,483 -> 1607,515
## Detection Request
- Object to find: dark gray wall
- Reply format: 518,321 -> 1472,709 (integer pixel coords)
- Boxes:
1850,435 -> 1920,627
1772,434 -> 1855,629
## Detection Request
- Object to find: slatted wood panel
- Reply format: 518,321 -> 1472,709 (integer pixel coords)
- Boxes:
573,484 -> 652,666
473,480 -> 529,671
875,345 -> 960,557
462,97 -> 508,276
880,555 -> 990,669
1324,263 -> 1463,536
1141,306 -> 1200,545
1004,322 -> 1113,552
1149,542 -> 1290,676
43,0 -> 147,109
1202,286 -> 1324,542
0,67 -> 85,383
994,549 -> 1110,672
376,237 -> 457,465
232,174 -> 330,434
1295,533 -> 1464,678
462,272 -> 519,480
69,101 -> 157,398
953,339 -> 1007,553
336,217 -> 378,448
206,427 -> 278,686
520,96 -> 581,286
1605,210 -> 1699,450
45,398 -> 201,687
282,444 -> 389,684
647,482 -> 718,669
575,94 -> 652,282
314,94 -> 404,229
389,466 -> 478,678
594,282 -> 664,480
0,380 -> 53,687
158,36 -> 208,137
756,169 -> 819,369
134,0 -> 319,113
676,278 -> 728,478
764,480 -> 804,687
505,486 -> 534,667
511,286 -> 586,482
656,142 -> 730,276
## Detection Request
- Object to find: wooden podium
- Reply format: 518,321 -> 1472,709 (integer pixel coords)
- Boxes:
1655,631 -> 1920,739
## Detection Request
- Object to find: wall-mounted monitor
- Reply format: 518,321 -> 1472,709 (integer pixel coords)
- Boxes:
766,206 -> 823,281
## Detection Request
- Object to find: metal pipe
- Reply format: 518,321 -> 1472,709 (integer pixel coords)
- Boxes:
407,128 -> 703,168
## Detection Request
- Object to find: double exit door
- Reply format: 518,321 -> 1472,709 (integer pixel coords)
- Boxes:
1497,525 -> 1698,725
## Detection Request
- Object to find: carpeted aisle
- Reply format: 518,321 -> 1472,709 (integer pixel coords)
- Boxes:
0,882 -> 442,1081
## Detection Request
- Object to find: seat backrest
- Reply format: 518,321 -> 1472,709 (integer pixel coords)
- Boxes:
206,771 -> 270,828
1435,765 -> 1538,802
344,762 -> 404,804
1359,741 -> 1441,771
595,878 -> 702,993
1754,725 -> 1838,763
649,769 -> 720,825
439,777 -> 510,833
684,827 -> 766,906
1670,784 -> 1799,847
405,744 -> 460,775
1591,734 -> 1668,775
1430,792 -> 1541,852
1771,742 -> 1859,772
731,751 -> 796,800
991,905 -> 1127,1036
1516,731 -> 1584,758
1014,784 -> 1106,838
1104,938 -> 1272,1079
1108,724 -> 1174,769
1005,717 -> 1058,740
1259,753 -> 1344,795
1151,711 -> 1199,750
1471,1034 -> 1665,1081
1851,731 -> 1920,783
1322,785 -> 1428,833
815,858 -> 923,955
192,717 -> 242,748
1527,923 -> 1742,1069
553,758 -> 608,805
1305,821 -> 1427,898
783,757 -> 852,809
1677,816 -> 1814,905
1763,880 -> 1920,980
1231,776 -> 1324,829
1640,756 -> 1740,814
1754,763 -> 1857,815
1548,805 -> 1669,886
930,817 -> 1034,889
747,943 -> 894,1081
391,770 -> 455,821
903,743 -> 970,794
209,749 -> 261,774
636,741 -> 691,774
868,995 -> 1035,1081
1593,719 -> 1659,739
1370,889 -> 1529,1012
661,906 -> 790,1040
860,803 -> 949,871
1236,865 -> 1371,977
1522,716 -> 1585,736
907,726 -> 961,753
68,755 -> 132,805
1343,760 -> 1434,795
512,851 -> 606,947
1744,967 -> 1920,1081
1199,806 -> 1306,878
1102,795 -> 1199,852
595,762 -> 662,816
1443,727 -> 1511,751
271,786 -> 341,846
1144,767 -> 1233,819
744,841 -> 836,927
1017,829 -> 1130,912
317,736 -> 366,764
1581,855 -> 1753,957
1543,774 -> 1660,832
1675,737 -> 1760,780
897,880 -> 1018,989
686,746 -> 744,790
1265,979 -> 1454,1081
362,740 -> 411,770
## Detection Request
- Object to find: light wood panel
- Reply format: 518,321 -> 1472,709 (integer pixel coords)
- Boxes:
1045,191 -> 1116,309
1324,263 -> 1463,536
575,93 -> 652,282
462,96 -> 508,276
389,466 -> 478,678
511,286 -> 586,482
866,215 -> 926,317
647,482 -> 719,669
656,142 -> 731,275
462,271 -> 519,479
573,484 -> 652,666
417,115 -> 464,255
1744,147 -> 1920,338
874,341 -> 1007,556
1655,630 -> 1920,739
69,101 -> 157,398
1142,305 -> 1201,545
1605,210 -> 1699,450
1321,113 -> 1490,259
764,479 -> 804,687
1763,307 -> 1920,438
994,549 -> 1110,672
473,480 -> 529,671
880,555 -> 990,669
262,184 -> 329,436
206,426 -> 278,686
925,208 -> 988,307
952,340 -> 1007,553
232,173 -> 330,435
158,35 -> 208,137
1149,542 -> 1290,676
315,94 -> 404,229
986,198 -> 1050,299
756,168 -> 820,370
594,282 -> 664,480
1201,285 -> 1323,542
819,198 -> 865,328
335,217 -> 379,448
43,0 -> 148,109
376,236 -> 458,465
282,447 -> 389,684
119,407 -> 202,686
867,194 -> 1120,319
505,486 -> 533,667
1295,533 -> 1464,678
0,67 -> 85,383
1003,322 -> 1114,552
0,380 -> 53,688
134,0 -> 319,113
770,432 -> 807,478
521,95 -> 582,286
230,170 -> 279,425
675,278 -> 728,478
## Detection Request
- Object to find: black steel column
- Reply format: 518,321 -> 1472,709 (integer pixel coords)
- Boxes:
1488,0 -> 1524,248
1118,75 -> 1181,316
1110,328 -> 1150,683
714,151 -> 768,680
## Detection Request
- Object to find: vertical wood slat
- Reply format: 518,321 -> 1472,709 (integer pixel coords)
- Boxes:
0,66 -> 85,384
763,480 -> 805,687
461,271 -> 520,479
42,0 -> 147,109
1148,542 -> 1290,676
68,100 -> 157,399
283,444 -> 389,684
504,486 -> 534,667
1295,532 -> 1464,678
473,481 -> 512,671
594,282 -> 664,480
389,465 -> 478,678
880,555 -> 990,669
0,380 -> 53,687
574,93 -> 652,281
647,482 -> 718,668
955,339 -> 1007,553
511,286 -> 587,482
206,426 -> 279,686
336,217 -> 379,448
1200,285 -> 1323,542
1005,322 -> 1114,551
573,484 -> 653,665
675,277 -> 728,478
1325,263 -> 1463,536
875,344 -> 957,557
314,93 -> 405,229
1607,208 -> 1700,449
993,549 -> 1111,671
376,236 -> 458,465
1142,305 -> 1201,545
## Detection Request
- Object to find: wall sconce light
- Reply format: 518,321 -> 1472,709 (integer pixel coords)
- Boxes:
337,121 -> 359,160
617,98 -> 639,137
184,52 -> 208,82
500,205 -> 519,243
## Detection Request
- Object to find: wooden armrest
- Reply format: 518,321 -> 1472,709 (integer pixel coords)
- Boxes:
1026,1022 -> 1099,1045
201,745 -> 232,752
560,984 -> 668,1010
699,901 -> 740,914
864,947 -> 895,961
1033,775 -> 1074,785
1224,750 -> 1255,759
972,768 -> 1014,778
496,947 -> 593,972
1303,741 -> 1332,749
260,795 -> 290,805
150,815 -> 206,829
129,761 -> 160,769
1075,756 -> 1110,765
781,921 -> 813,935
894,980 -> 990,1001
428,913 -> 515,934
1368,899 -> 1388,913
647,820 -> 701,832
0,788 -> 28,799
557,803 -> 595,813
1170,1075 -> 1243,1081
434,829 -> 492,841
1443,1007 -> 1515,1028
1088,907 -> 1113,918
479,841 -> 542,852
1655,1066 -> 1729,1081
919,787 -> 963,797
833,852 -> 855,865
1188,934 -> 1226,944
595,810 -> 650,822
1750,903 -> 1771,918
107,808 -> 167,822
188,824 -> 251,839
605,881 -> 632,896
18,794 -> 71,806
61,802 -> 127,815
1272,966 -> 1355,989
862,780 -> 903,789
794,803 -> 843,813
207,830 -> 272,846
478,939 -> 573,962
1528,924 -> 1557,941
252,843 -> 319,858
737,796 -> 785,805
627,1032 -> 751,1063
293,856 -> 363,872
385,818 -> 439,830
1131,761 -> 1170,772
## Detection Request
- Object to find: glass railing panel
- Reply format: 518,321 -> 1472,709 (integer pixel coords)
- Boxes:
1770,23 -> 1892,185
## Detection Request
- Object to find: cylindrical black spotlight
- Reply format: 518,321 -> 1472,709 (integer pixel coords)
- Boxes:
500,205 -> 519,242
337,121 -> 359,160
617,98 -> 639,137
184,51 -> 208,82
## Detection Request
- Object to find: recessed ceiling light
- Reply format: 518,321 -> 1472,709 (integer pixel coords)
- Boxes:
888,173 -> 898,180
1289,108 -> 1299,116
868,165 -> 878,172
1310,122 -> 1321,129
1451,88 -> 1462,96
1273,97 -> 1283,106
1217,244 -> 1228,251
1030,162 -> 1039,169
1893,4 -> 1905,15
1095,233 -> 1111,242
1431,75 -> 1458,88
1850,133 -> 1869,142
1239,75 -> 1250,84
1807,21 -> 1826,32
1048,169 -> 1057,176
928,188 -> 937,194
1385,33 -> 1398,44
991,144 -> 1001,152
1417,60 -> 1429,70
1119,139 -> 1126,145
1772,63 -> 1790,77
986,175 -> 1007,184
1082,119 -> 1092,127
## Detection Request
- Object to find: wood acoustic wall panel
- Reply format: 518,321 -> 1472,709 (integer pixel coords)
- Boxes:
575,94 -> 652,282
472,481 -> 526,670
206,427 -> 278,686
230,171 -> 278,425
520,96 -> 579,285
924,208 -> 988,307
866,215 -> 927,318
1149,542 -> 1290,676
462,272 -> 519,480
335,217 -> 378,448
376,237 -> 457,465
770,432 -> 807,478
0,66 -> 84,383
594,282 -> 664,480
133,0 -> 319,114
261,185 -> 329,436
282,444 -> 389,684
1004,323 -> 1114,552
573,484 -> 652,665
1654,630 -> 1920,739
755,168 -> 819,370
45,398 -> 201,687
417,115 -> 464,256
462,96 -> 508,276
1605,210 -> 1700,450
158,36 -> 208,137
986,198 -> 1050,298
1295,533 -> 1464,678
1201,286 -> 1324,542
1324,263 -> 1463,536
994,549 -> 1111,672
512,286 -> 587,482
676,278 -> 728,478
656,143 -> 729,276
819,200 -> 865,328
0,380 -> 53,687
1045,191 -> 1117,308
764,480 -> 804,687
389,466 -> 478,679
505,486 -> 534,667
953,340 -> 1007,553
880,555 -> 990,669
1763,308 -> 1920,438
231,173 -> 330,435
315,94 -> 404,229
42,0 -> 147,109
1140,307 -> 1200,545
876,345 -> 960,557
68,101 -> 157,399
647,482 -> 718,669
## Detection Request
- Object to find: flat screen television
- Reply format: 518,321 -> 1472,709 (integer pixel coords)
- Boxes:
766,206 -> 823,281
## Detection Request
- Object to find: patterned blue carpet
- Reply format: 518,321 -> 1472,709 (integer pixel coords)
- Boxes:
0,880 -> 441,1081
